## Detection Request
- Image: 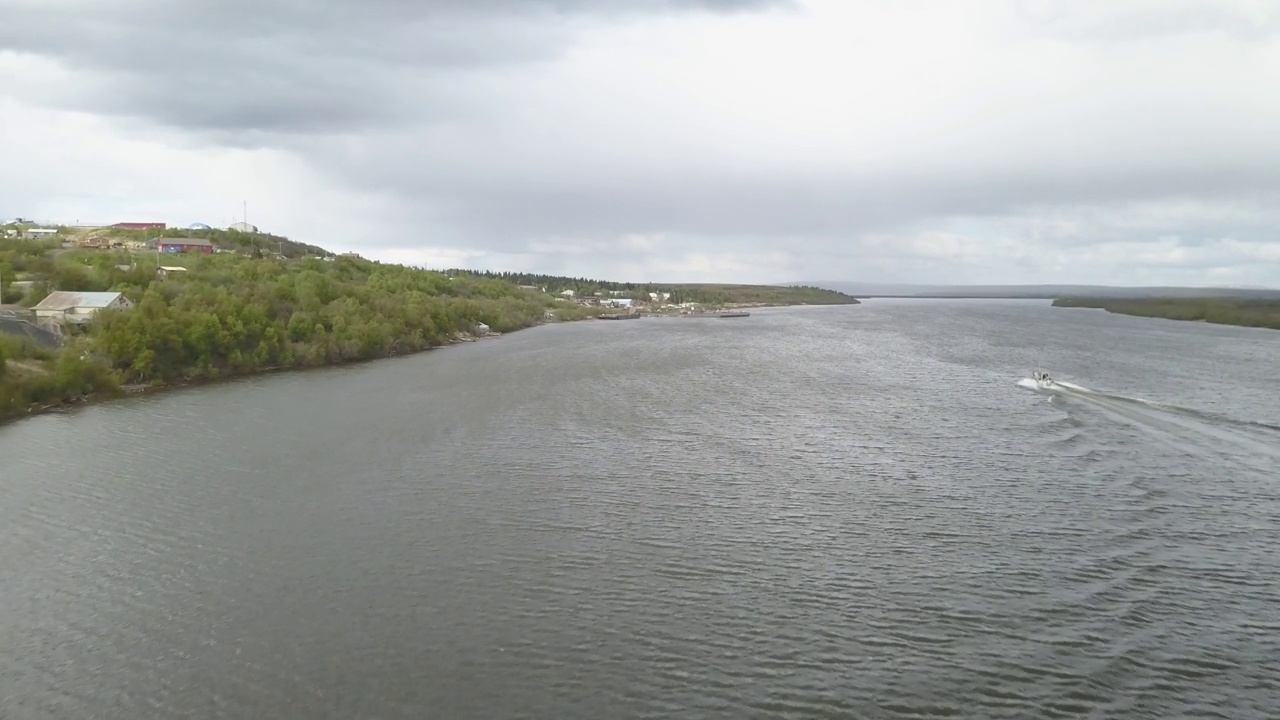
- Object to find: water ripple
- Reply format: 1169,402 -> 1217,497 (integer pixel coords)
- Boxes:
2,303 -> 1279,718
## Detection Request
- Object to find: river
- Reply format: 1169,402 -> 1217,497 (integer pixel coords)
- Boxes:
2,299 -> 1277,718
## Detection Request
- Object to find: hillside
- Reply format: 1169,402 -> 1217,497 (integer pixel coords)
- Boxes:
1053,297 -> 1280,330
98,225 -> 333,258
0,242 -> 596,422
2,235 -> 866,423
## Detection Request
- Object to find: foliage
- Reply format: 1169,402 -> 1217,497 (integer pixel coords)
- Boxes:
2,236 -> 859,424
0,335 -> 116,418
95,225 -> 331,259
0,249 -> 579,425
1,237 -> 62,303
86,255 -> 564,384
1053,297 -> 1280,330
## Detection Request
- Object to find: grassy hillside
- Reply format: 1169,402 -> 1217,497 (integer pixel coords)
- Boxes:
93,225 -> 332,258
1053,297 -> 1280,330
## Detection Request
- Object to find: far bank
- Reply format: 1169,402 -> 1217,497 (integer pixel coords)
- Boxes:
1053,296 -> 1280,331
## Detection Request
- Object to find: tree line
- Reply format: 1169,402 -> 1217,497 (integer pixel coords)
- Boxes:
1,251 -> 590,421
442,270 -> 859,306
1053,296 -> 1280,330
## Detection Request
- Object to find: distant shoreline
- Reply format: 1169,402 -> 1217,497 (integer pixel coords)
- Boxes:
1052,297 -> 1280,331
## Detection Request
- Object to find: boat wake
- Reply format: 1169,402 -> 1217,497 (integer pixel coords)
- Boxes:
1020,376 -> 1280,432
1017,374 -> 1280,470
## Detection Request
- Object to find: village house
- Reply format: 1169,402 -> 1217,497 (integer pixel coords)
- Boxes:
156,266 -> 189,279
31,291 -> 134,327
79,235 -> 111,249
152,237 -> 215,254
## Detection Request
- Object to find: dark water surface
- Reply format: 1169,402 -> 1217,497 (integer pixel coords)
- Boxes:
3,300 -> 1278,718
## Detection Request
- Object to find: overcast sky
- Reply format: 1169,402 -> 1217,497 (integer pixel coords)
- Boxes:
2,0 -> 1279,286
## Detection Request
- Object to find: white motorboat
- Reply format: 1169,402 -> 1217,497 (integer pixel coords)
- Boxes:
1032,369 -> 1054,389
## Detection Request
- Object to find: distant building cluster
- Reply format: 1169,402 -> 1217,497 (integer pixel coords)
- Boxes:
3,216 -> 268,241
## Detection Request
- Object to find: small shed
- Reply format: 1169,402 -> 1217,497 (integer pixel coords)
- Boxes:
157,266 -> 189,279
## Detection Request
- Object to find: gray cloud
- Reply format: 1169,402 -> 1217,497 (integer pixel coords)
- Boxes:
1,0 -> 1278,286
0,0 -> 790,135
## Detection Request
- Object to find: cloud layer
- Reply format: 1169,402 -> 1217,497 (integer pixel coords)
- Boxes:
2,0 -> 1279,285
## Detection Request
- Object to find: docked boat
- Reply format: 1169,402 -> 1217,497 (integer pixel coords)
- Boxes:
717,311 -> 750,318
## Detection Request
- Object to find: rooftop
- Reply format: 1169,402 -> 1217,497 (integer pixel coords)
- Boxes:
31,291 -> 125,311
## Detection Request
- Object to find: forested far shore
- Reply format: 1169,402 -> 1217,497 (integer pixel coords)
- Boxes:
444,271 -> 861,306
1053,296 -> 1280,330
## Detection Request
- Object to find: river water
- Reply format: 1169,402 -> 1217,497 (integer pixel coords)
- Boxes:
2,300 -> 1278,718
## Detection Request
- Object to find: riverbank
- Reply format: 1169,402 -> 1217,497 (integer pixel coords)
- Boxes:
0,245 -> 599,427
1,233 -> 852,427
1053,297 -> 1280,330
0,320 -> 562,428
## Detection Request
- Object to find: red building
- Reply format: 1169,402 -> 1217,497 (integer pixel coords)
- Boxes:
112,222 -> 167,230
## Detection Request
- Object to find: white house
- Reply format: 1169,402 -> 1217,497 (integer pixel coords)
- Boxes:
31,291 -> 134,325
560,289 -> 576,298
25,227 -> 58,237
